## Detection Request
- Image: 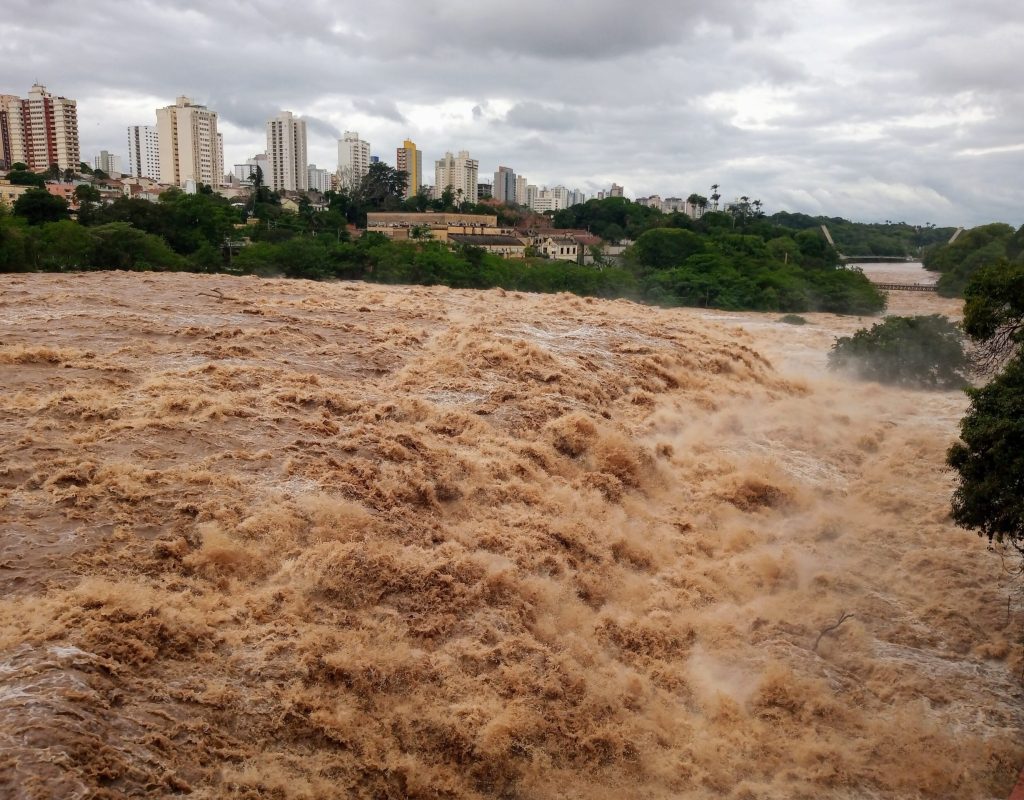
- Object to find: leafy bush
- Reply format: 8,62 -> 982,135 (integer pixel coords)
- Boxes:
779,314 -> 808,325
828,315 -> 969,388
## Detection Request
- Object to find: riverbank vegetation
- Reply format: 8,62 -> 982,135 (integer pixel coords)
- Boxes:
0,190 -> 888,314
923,223 -> 1024,297
948,257 -> 1024,552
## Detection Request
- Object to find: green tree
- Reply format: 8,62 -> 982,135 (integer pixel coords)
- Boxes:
357,163 -> 408,210
31,220 -> 96,270
0,205 -> 33,271
627,228 -> 706,273
13,188 -> 69,225
828,315 -> 969,388
960,258 -> 1024,371
948,355 -> 1024,552
946,257 -> 1024,552
89,222 -> 185,270
6,167 -> 46,188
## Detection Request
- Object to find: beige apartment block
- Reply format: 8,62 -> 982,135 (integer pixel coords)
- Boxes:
156,96 -> 222,188
1,85 -> 79,172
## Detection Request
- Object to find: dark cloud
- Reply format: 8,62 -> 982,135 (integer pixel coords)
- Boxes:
503,102 -> 583,132
302,115 -> 341,140
352,98 -> 407,124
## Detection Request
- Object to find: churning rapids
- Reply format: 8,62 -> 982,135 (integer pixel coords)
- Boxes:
0,265 -> 1021,799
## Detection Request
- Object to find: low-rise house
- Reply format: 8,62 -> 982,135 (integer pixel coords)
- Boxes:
536,236 -> 578,262
0,179 -> 31,208
448,233 -> 526,258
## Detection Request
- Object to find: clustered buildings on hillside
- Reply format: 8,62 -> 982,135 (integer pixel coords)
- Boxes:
1,84 -> 714,221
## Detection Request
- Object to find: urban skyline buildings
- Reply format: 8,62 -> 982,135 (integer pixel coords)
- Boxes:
265,111 -> 308,192
1,84 -> 593,211
155,96 -> 222,188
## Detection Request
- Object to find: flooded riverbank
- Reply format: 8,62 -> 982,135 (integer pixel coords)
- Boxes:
0,271 -> 1020,799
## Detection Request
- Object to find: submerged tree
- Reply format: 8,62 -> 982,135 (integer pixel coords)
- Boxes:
827,314 -> 969,389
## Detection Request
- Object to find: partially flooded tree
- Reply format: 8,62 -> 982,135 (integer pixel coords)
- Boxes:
827,314 -> 969,389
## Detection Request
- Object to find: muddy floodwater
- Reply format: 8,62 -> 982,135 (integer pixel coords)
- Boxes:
0,268 -> 1021,799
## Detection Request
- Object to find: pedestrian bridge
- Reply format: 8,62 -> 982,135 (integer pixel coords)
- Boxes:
870,282 -> 937,292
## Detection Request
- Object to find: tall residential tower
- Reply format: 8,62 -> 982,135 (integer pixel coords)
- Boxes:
434,150 -> 478,204
396,139 -> 422,198
337,131 -> 370,191
127,125 -> 161,180
156,96 -> 222,188
0,84 -> 79,171
265,111 -> 308,192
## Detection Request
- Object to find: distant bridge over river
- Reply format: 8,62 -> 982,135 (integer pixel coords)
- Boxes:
820,224 -> 964,265
869,282 -> 937,293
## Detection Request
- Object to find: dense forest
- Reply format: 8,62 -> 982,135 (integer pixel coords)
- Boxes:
922,222 -> 1024,296
1,171 -> 886,314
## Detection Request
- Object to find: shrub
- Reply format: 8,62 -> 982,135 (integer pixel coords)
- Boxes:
778,314 -> 808,325
828,314 -> 969,388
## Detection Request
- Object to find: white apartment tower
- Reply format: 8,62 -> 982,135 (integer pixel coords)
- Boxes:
337,131 -> 370,191
265,111 -> 308,192
127,125 -> 161,180
434,150 -> 479,204
0,85 -> 80,172
156,96 -> 222,188
396,138 -> 422,199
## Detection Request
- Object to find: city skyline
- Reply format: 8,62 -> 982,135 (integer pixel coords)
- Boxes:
4,1 -> 1023,226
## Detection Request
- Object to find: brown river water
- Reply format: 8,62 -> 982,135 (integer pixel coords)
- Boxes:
0,265 -> 1020,799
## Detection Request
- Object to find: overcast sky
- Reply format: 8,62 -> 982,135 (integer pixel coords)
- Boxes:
5,0 -> 1021,226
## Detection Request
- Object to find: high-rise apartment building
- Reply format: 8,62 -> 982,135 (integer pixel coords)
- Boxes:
0,95 -> 23,169
265,111 -> 307,192
127,125 -> 161,180
94,150 -> 122,176
156,96 -> 222,188
395,138 -> 422,198
514,175 -> 528,206
337,131 -> 370,190
434,150 -> 478,204
493,166 -> 516,205
307,164 -> 331,193
0,85 -> 80,172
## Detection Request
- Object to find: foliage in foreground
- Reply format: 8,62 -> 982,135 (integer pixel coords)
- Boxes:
828,315 -> 969,389
948,256 -> 1024,551
948,355 -> 1024,550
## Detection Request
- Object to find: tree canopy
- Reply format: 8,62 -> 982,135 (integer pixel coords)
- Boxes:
947,257 -> 1024,553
